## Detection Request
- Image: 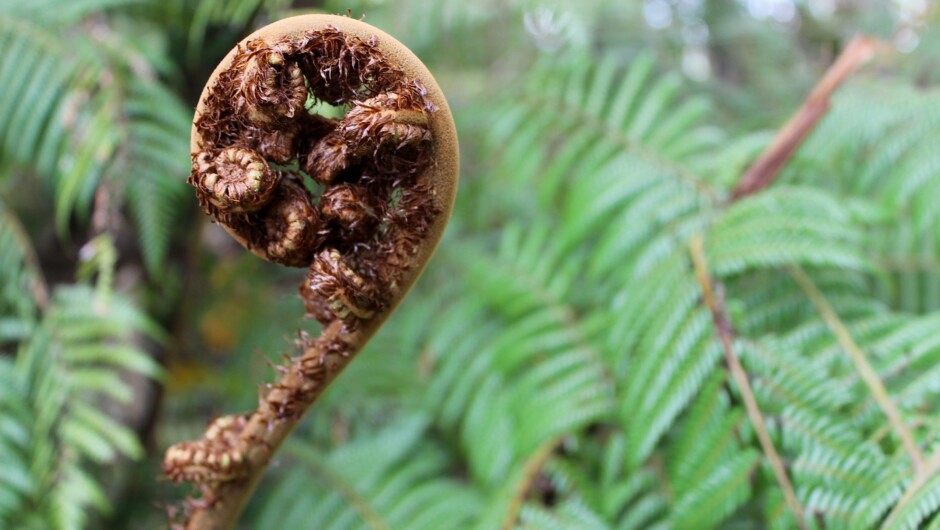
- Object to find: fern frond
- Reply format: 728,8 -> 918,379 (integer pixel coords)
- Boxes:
790,82 -> 940,314
0,286 -> 160,529
662,371 -> 760,530
706,186 -> 872,276
0,0 -> 148,24
518,498 -> 611,530
122,78 -> 189,273
0,199 -> 44,339
417,221 -> 615,488
253,417 -> 483,530
670,449 -> 760,530
0,5 -> 191,273
484,49 -> 721,225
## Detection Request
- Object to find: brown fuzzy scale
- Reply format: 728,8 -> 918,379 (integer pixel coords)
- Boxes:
320,183 -> 376,228
292,28 -> 406,105
264,334 -> 350,420
257,129 -> 297,164
304,133 -> 349,184
383,181 -> 438,260
235,45 -> 308,128
304,93 -> 431,182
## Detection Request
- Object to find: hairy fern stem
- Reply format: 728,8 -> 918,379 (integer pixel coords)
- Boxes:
163,15 -> 457,530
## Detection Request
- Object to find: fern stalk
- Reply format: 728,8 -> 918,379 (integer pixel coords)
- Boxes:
690,234 -> 808,529
731,36 -> 878,200
501,436 -> 564,530
789,265 -> 924,469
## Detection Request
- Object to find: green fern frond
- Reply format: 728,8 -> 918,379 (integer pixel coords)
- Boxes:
0,200 -> 43,340
0,0 -> 148,24
660,371 -> 760,530
0,286 -> 161,529
414,221 -> 615,488
518,498 -> 611,530
615,252 -> 721,468
670,449 -> 760,530
123,78 -> 190,273
789,82 -> 940,315
707,186 -> 872,276
483,49 -> 720,226
0,4 -> 191,274
253,417 -> 483,530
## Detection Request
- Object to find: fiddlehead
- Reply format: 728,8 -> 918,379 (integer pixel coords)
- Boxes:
165,15 -> 457,530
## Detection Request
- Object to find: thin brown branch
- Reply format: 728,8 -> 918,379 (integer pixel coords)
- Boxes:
689,234 -> 807,530
788,265 -> 924,469
730,36 -> 879,201
501,436 -> 563,530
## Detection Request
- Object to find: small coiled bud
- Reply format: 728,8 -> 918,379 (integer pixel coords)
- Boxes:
302,248 -> 380,325
192,147 -> 280,214
163,415 -> 249,484
320,184 -> 376,232
261,178 -> 323,267
239,47 -> 308,128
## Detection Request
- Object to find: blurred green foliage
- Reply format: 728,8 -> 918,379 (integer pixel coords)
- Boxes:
2,0 -> 940,529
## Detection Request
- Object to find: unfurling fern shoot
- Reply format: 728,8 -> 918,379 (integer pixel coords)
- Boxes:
164,15 -> 458,530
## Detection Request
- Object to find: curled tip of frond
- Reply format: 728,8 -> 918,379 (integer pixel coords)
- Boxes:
190,25 -> 440,330
169,15 -> 456,530
190,148 -> 280,214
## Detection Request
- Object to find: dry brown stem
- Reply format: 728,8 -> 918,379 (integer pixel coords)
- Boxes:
689,235 -> 808,530
501,437 -> 564,530
730,36 -> 879,200
164,15 -> 458,530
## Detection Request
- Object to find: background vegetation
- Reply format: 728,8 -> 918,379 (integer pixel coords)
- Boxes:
1,0 -> 939,528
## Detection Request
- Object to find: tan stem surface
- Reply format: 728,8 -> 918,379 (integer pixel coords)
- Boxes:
690,235 -> 807,530
789,265 -> 924,468
730,36 -> 878,200
500,436 -> 564,530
